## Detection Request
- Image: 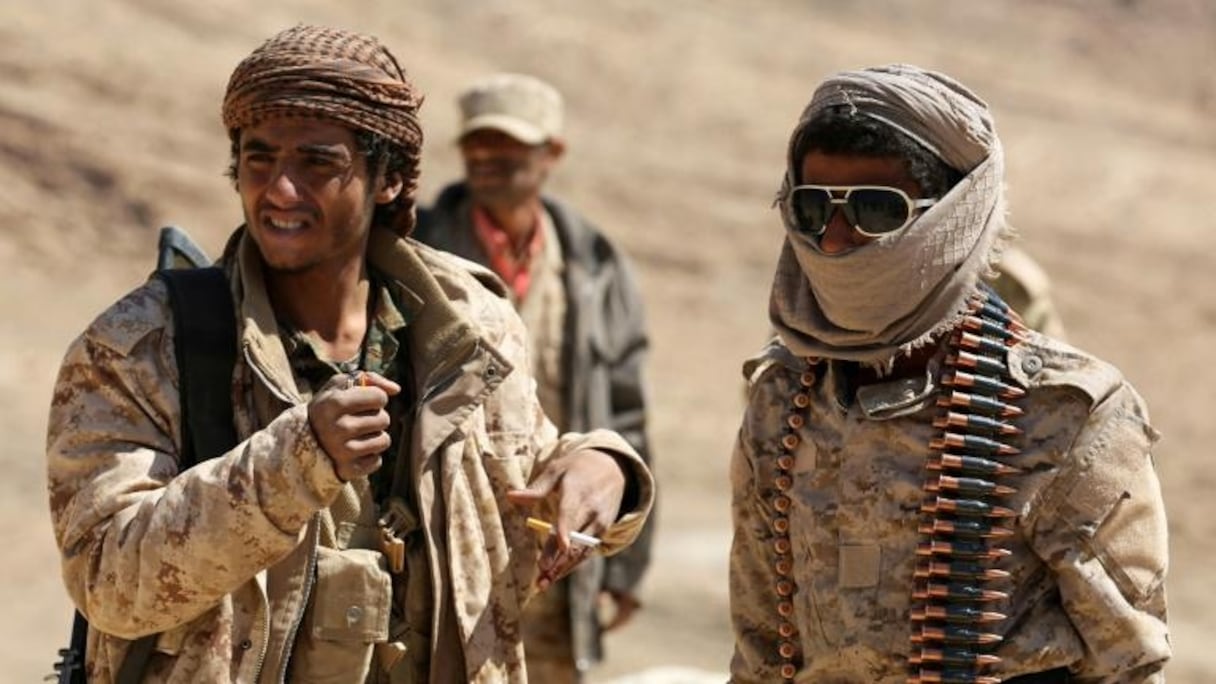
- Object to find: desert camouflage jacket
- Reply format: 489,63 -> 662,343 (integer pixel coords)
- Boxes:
730,331 -> 1169,683
46,227 -> 653,683
416,183 -> 654,669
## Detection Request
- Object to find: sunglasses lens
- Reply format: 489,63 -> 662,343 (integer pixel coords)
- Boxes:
849,189 -> 911,235
789,188 -> 832,235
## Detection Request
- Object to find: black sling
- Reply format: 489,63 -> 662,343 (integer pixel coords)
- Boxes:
53,227 -> 238,684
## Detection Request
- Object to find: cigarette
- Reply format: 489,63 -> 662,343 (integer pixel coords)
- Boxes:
525,517 -> 602,548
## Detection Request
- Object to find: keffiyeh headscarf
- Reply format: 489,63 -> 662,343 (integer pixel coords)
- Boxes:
770,64 -> 1008,368
222,24 -> 425,233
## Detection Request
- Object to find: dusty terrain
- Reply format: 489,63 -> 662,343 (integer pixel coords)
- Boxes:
2,1 -> 1214,681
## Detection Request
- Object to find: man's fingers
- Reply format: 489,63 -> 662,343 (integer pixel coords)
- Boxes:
507,466 -> 561,507
353,371 -> 401,396
335,408 -> 391,435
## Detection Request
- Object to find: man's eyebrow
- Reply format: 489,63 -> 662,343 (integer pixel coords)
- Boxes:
298,143 -> 351,159
240,138 -> 278,154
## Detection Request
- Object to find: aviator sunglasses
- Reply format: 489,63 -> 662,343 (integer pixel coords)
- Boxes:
783,184 -> 938,238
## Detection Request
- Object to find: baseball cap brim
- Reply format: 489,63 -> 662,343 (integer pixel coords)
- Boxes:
458,114 -> 549,145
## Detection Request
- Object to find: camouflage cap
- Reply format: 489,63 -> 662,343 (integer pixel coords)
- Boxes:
457,73 -> 563,145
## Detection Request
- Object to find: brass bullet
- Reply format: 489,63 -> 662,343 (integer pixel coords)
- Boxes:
946,351 -> 1008,378
930,432 -> 1020,457
911,624 -> 1004,646
933,411 -> 1022,437
911,646 -> 1002,667
924,474 -> 1017,498
920,496 -> 1015,518
936,391 -> 1024,418
910,604 -> 1007,623
918,518 -> 1014,539
926,454 -> 1023,477
942,370 -> 1026,399
914,561 -> 1011,582
916,539 -> 1012,560
913,581 -> 1009,602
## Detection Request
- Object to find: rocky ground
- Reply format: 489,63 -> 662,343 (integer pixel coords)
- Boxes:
2,1 -> 1214,681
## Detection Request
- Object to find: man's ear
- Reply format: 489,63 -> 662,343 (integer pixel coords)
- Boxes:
375,168 -> 405,205
545,137 -> 567,162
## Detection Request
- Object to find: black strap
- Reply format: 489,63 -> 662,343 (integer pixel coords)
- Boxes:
111,267 -> 237,683
55,230 -> 240,683
52,611 -> 88,684
155,267 -> 239,468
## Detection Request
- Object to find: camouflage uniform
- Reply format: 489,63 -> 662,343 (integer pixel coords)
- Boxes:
46,226 -> 654,683
416,182 -> 654,678
730,330 -> 1169,682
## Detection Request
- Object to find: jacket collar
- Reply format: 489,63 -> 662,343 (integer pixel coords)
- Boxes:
229,225 -> 498,411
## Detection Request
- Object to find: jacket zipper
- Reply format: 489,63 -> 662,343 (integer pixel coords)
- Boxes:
250,577 -> 272,682
275,517 -> 320,683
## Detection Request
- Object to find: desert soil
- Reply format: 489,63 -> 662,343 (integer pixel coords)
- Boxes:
2,1 -> 1214,681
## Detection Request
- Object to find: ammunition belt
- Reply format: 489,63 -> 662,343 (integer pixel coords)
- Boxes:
767,287 -> 1028,682
769,359 -> 819,681
909,287 -> 1028,684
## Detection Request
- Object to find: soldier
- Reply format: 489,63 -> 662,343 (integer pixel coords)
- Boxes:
414,73 -> 654,684
45,26 -> 653,683
731,65 -> 1168,682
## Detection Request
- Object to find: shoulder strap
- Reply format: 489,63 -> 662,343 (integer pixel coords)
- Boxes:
111,267 -> 238,683
154,267 -> 240,468
56,232 -> 240,683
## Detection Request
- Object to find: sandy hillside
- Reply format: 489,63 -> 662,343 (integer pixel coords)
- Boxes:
2,0 -> 1214,681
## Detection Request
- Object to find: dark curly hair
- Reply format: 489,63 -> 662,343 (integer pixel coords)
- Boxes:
793,105 -> 962,197
226,128 -> 414,235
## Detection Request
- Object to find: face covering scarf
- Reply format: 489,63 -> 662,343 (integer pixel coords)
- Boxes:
769,64 -> 1008,369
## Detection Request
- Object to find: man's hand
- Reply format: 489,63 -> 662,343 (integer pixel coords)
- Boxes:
600,589 -> 642,632
507,448 -> 627,590
308,371 -> 401,481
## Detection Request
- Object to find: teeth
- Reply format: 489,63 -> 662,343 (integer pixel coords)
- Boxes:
268,218 -> 303,230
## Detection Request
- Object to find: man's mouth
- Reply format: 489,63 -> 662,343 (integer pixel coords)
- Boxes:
266,217 -> 305,230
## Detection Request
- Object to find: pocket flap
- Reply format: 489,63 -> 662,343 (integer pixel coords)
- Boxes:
310,548 -> 391,642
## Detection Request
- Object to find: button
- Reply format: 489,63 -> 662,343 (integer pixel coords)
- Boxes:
345,605 -> 364,625
1021,354 -> 1044,375
239,639 -> 253,650
484,365 -> 499,379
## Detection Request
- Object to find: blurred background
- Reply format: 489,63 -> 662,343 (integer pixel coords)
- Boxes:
2,0 -> 1214,681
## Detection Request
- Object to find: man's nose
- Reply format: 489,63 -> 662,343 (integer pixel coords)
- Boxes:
817,206 -> 867,255
264,165 -> 303,206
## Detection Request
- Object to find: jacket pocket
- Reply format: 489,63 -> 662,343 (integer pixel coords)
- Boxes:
290,547 -> 391,683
